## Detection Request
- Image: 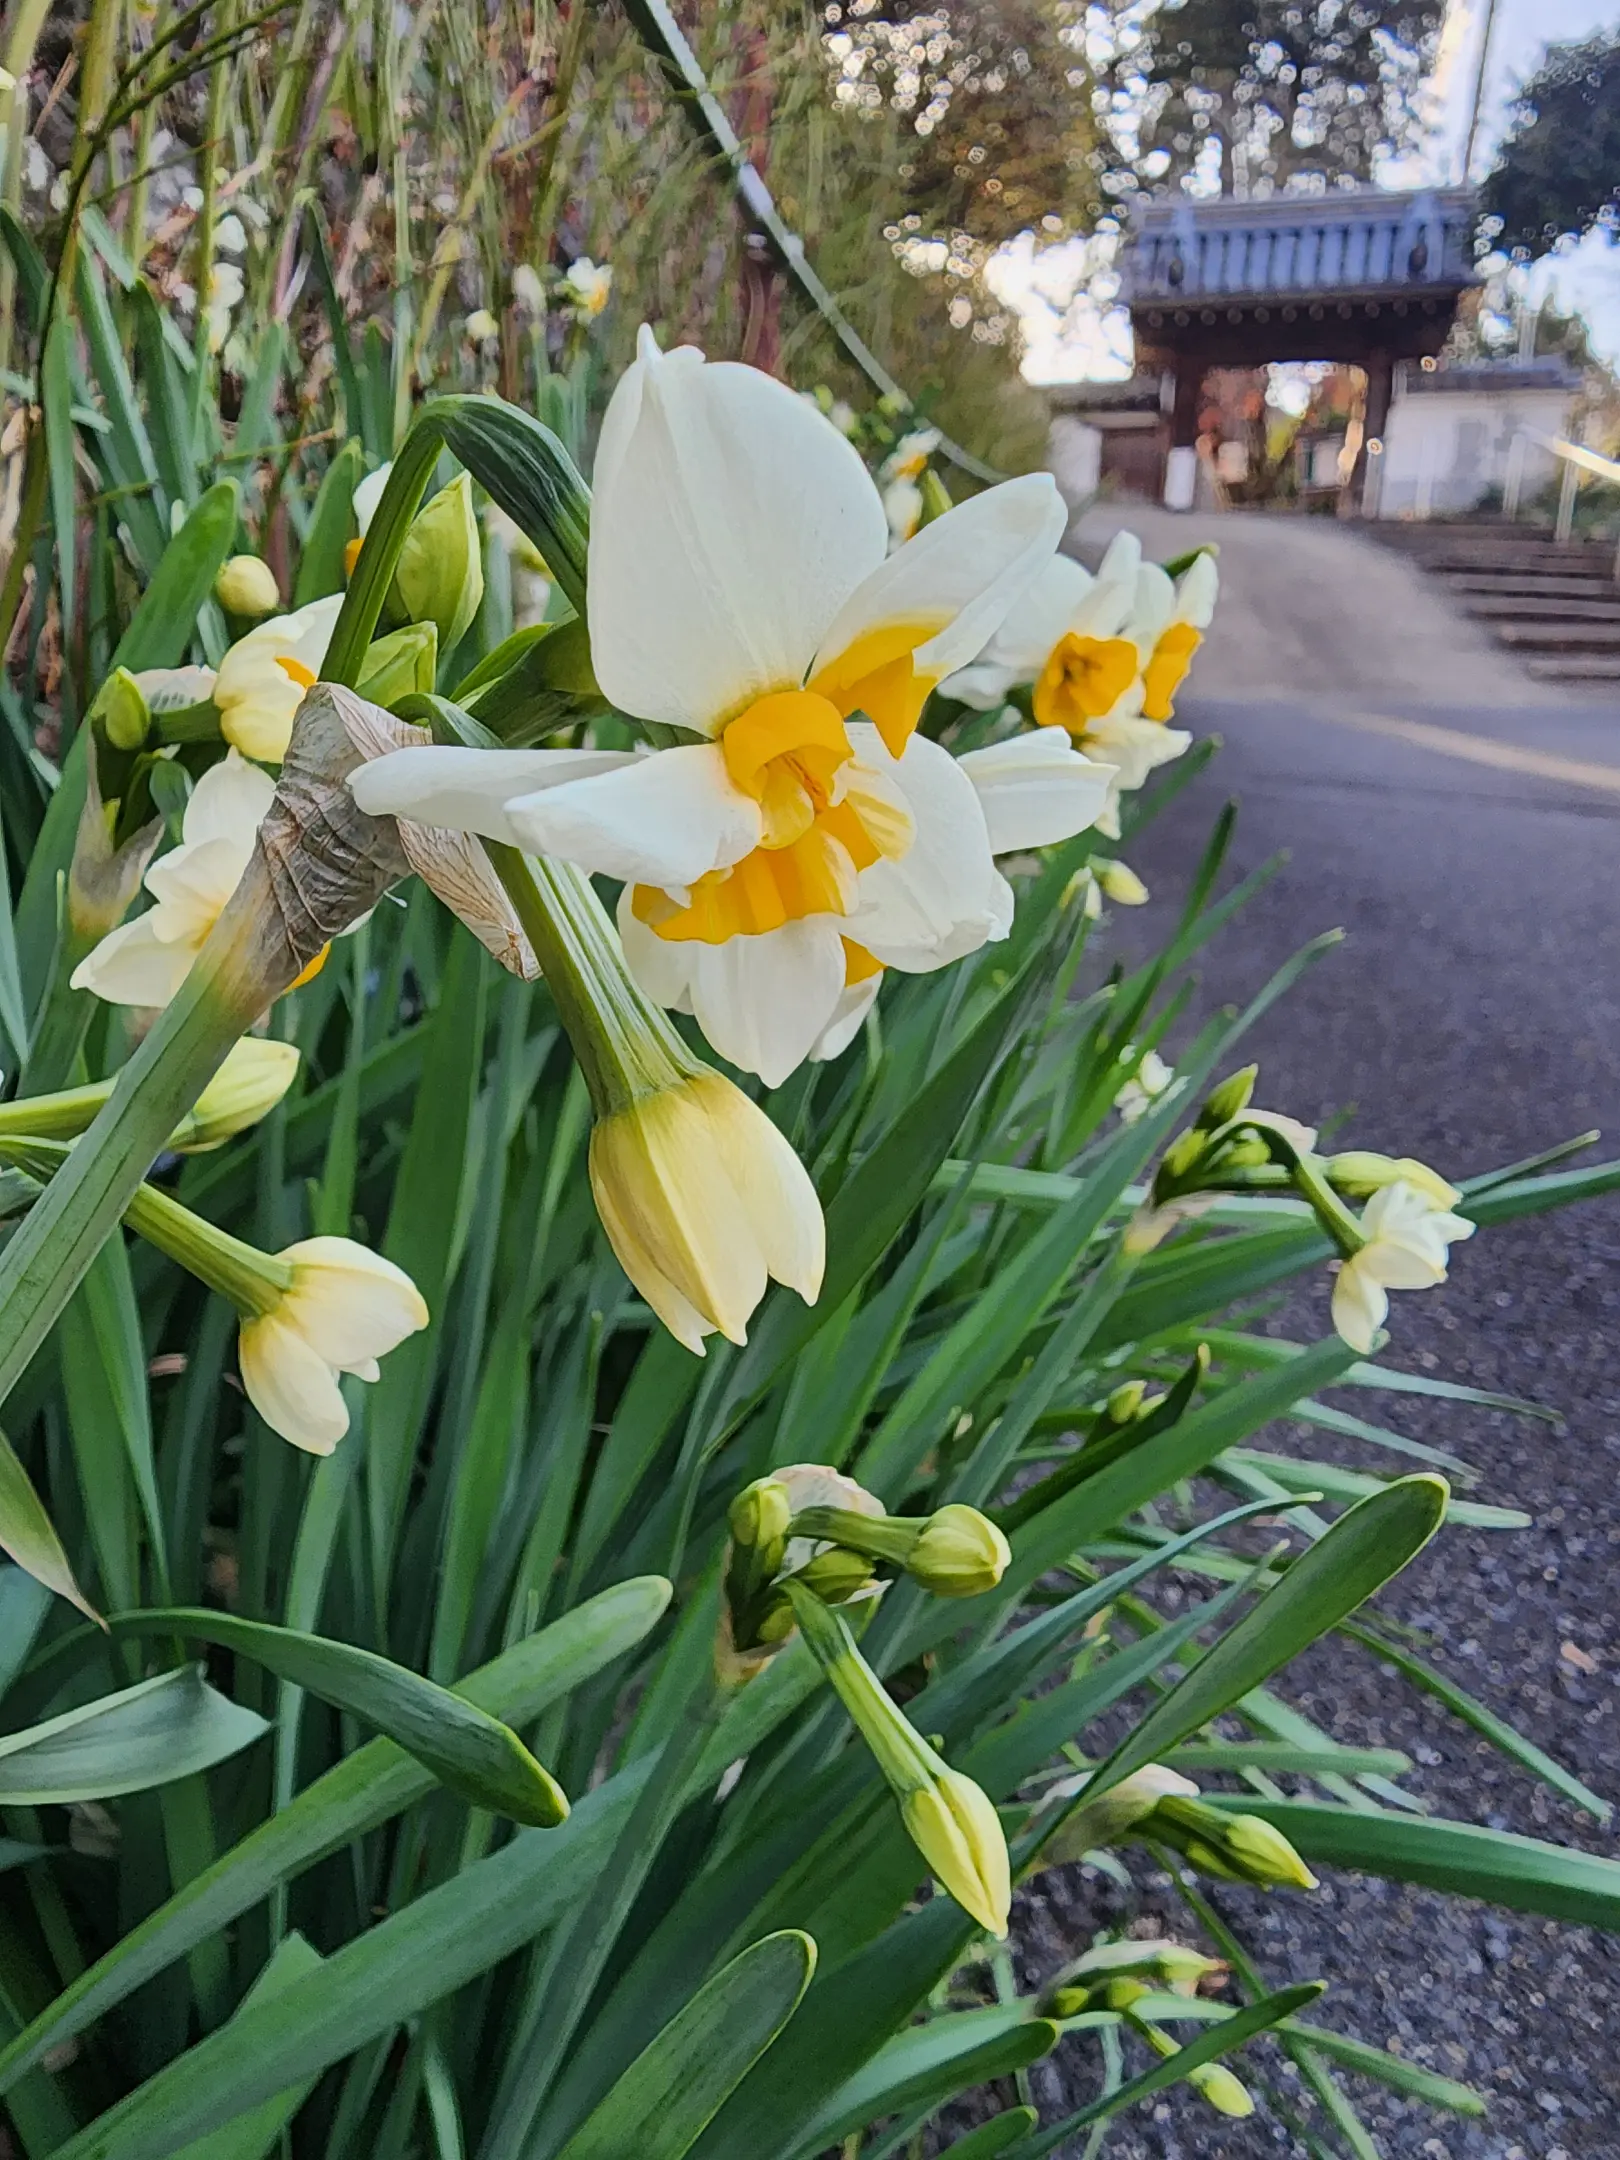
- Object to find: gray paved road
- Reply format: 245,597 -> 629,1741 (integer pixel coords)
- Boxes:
1019,687 -> 1620,2158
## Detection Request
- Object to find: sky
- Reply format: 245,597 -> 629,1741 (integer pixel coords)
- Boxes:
998,0 -> 1620,381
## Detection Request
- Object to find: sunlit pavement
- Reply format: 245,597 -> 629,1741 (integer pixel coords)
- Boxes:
1022,689 -> 1620,2156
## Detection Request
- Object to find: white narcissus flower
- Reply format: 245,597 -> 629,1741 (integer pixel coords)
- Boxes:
1331,1180 -> 1475,1354
463,307 -> 500,343
352,462 -> 393,537
71,751 -> 276,1009
212,594 -> 345,763
558,257 -> 612,317
942,535 -> 1218,835
353,327 -> 1111,1086
238,1238 -> 429,1453
1116,1048 -> 1173,1123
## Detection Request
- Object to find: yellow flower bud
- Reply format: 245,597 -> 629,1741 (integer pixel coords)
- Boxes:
1095,859 -> 1149,906
588,1072 -> 824,1356
901,1769 -> 1010,1937
214,555 -> 282,619
907,1504 -> 1011,1598
1191,2064 -> 1255,2118
1221,1812 -> 1319,1891
1106,1379 -> 1146,1424
395,473 -> 485,655
1049,1985 -> 1090,2016
167,1038 -> 301,1151
729,1477 -> 792,1550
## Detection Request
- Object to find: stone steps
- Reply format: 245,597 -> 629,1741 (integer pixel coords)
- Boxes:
1370,522 -> 1620,683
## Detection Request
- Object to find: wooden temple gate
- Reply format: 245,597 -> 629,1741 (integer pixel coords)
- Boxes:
1115,189 -> 1480,512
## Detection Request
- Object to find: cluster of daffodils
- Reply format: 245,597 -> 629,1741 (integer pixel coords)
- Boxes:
65,324 -> 1223,1378
1144,1064 -> 1474,1353
352,326 -> 1117,1089
945,529 -> 1218,842
719,1465 -> 1013,1936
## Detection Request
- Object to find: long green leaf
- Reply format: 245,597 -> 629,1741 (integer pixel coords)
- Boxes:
1075,1475 -> 1448,1809
110,476 -> 240,674
554,1932 -> 816,2160
0,1425 -> 96,1621
112,1607 -> 567,1825
0,1666 -> 266,1804
785,2006 -> 1058,2160
0,1577 -> 669,2093
168,1934 -> 325,2160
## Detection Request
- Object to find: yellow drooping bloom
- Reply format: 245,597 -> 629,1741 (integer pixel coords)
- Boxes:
588,1071 -> 824,1355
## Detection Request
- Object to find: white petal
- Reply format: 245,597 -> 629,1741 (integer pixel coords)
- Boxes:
978,553 -> 1093,675
841,726 -> 1004,971
144,835 -> 250,931
588,328 -> 887,731
349,745 -> 637,845
810,970 -> 881,1062
1126,562 -> 1176,646
617,885 -> 698,1014
686,920 -> 848,1088
956,728 -> 1117,853
1367,1239 -> 1447,1292
69,914 -> 198,1007
1331,1258 -> 1386,1355
504,744 -> 762,888
812,474 -> 1065,688
238,1316 -> 349,1453
718,1086 -> 826,1304
1081,715 -> 1192,794
1176,549 -> 1219,628
938,659 -> 1019,712
181,749 -> 276,848
278,1238 -> 430,1366
353,462 -> 393,536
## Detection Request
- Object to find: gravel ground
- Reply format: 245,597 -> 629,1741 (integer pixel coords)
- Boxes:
952,670 -> 1620,2158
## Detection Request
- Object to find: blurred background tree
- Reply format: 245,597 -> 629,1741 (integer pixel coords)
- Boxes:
1480,32 -> 1620,257
1093,0 -> 1444,199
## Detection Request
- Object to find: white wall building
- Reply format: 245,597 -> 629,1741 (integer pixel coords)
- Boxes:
1375,360 -> 1579,519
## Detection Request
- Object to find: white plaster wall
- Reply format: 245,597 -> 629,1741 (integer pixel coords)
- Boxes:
1377,386 -> 1574,518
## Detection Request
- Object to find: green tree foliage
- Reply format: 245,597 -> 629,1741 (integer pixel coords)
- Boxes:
1097,0 -> 1443,198
1481,33 -> 1620,256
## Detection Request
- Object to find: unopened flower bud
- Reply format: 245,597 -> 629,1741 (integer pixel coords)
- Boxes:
1095,859 -> 1149,906
214,554 -> 282,619
1048,1985 -> 1089,2016
1325,1150 -> 1462,1209
1159,1128 -> 1206,1182
92,667 -> 152,752
356,622 -> 439,709
1103,1977 -> 1151,2010
907,1505 -> 1010,1598
794,1545 -> 876,1604
730,1477 -> 792,1550
395,472 -> 485,654
1199,1064 -> 1258,1129
1191,2064 -> 1255,2118
167,1038 -> 301,1151
1221,1811 -> 1319,1891
901,1769 -> 1010,1937
1105,1379 -> 1146,1424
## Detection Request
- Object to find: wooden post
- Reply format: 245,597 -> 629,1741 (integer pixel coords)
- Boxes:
1355,350 -> 1393,517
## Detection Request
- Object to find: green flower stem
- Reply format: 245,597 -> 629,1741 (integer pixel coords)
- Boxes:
0,1077 -> 117,1141
788,1505 -> 923,1569
0,937 -> 264,1415
0,1139 -> 292,1318
484,842 -> 701,1116
783,1580 -> 937,1798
